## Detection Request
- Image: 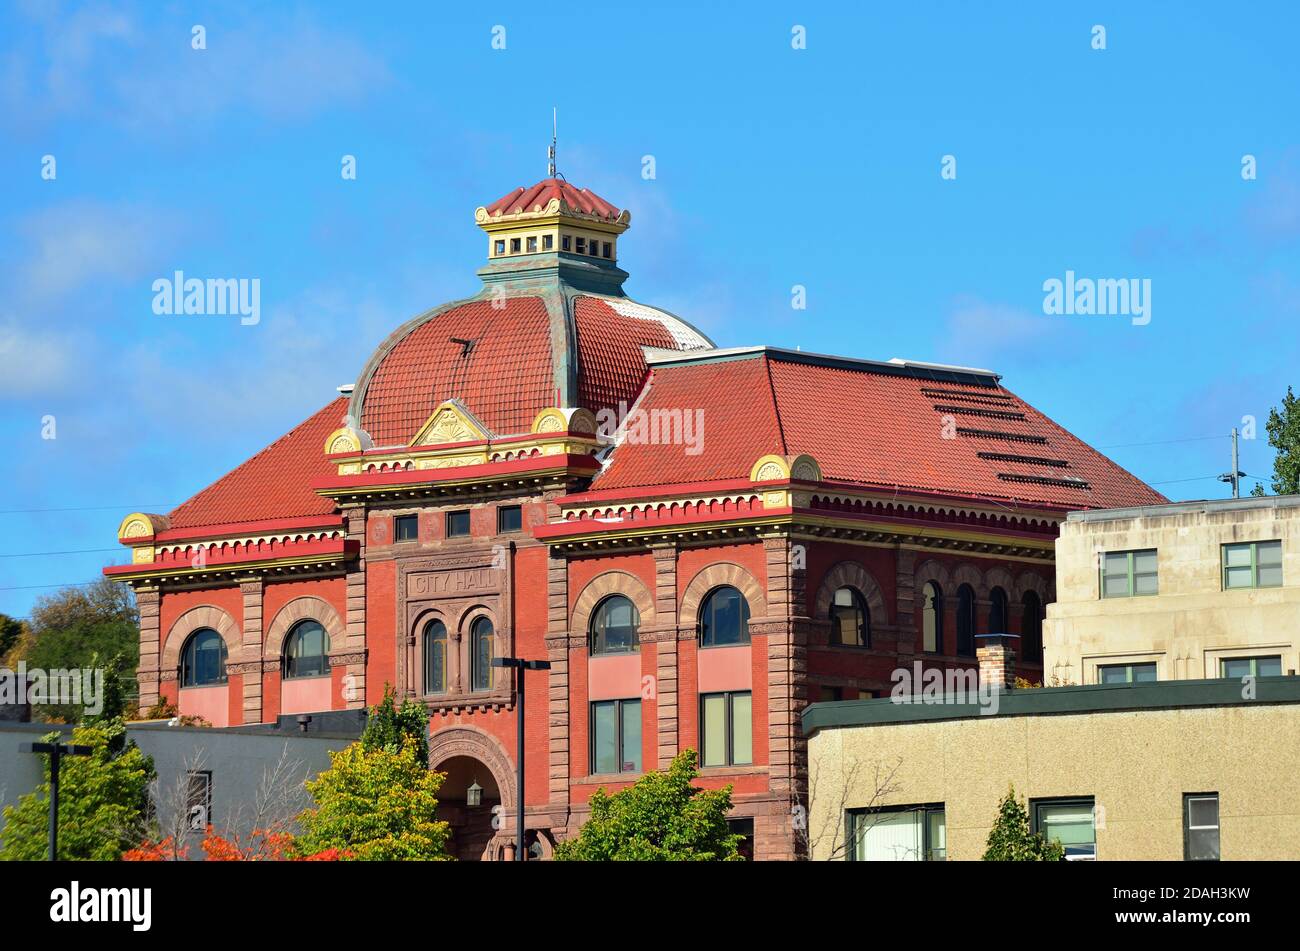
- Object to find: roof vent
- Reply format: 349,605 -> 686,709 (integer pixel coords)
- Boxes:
337,383 -> 355,395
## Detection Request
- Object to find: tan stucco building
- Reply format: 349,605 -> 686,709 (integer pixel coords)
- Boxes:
1044,496 -> 1300,686
802,677 -> 1300,860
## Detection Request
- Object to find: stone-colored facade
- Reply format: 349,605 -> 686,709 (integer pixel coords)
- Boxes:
1045,496 -> 1300,684
804,681 -> 1300,860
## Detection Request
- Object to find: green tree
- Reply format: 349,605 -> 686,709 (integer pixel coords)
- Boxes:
0,719 -> 155,861
0,613 -> 25,661
554,749 -> 743,861
293,737 -> 451,861
1251,386 -> 1300,497
21,579 -> 139,722
981,785 -> 1065,861
361,684 -> 430,766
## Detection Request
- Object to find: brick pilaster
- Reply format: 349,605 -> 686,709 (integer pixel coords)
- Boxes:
762,532 -> 809,859
135,586 -> 161,710
651,542 -> 679,768
895,547 -> 916,654
546,544 -> 570,806
240,577 -> 264,724
343,505 -> 367,708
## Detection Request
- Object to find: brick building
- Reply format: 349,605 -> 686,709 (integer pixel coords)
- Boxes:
106,173 -> 1162,859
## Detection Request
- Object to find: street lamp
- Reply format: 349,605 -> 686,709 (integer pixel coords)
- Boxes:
466,779 -> 483,808
491,656 -> 551,862
18,740 -> 93,861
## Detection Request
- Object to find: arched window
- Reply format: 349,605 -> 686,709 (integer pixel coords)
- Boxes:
470,616 -> 495,691
1021,591 -> 1043,663
988,587 -> 1008,634
283,620 -> 330,679
590,595 -> 640,655
829,586 -> 870,648
921,582 -> 943,654
423,619 -> 447,694
180,628 -> 227,687
956,584 -> 976,657
699,585 -> 751,647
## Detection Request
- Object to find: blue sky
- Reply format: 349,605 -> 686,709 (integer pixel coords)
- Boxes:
2,1 -> 1298,621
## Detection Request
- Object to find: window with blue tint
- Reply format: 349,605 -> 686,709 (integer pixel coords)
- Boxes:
394,514 -> 418,542
590,699 -> 641,774
283,620 -> 330,678
423,619 -> 447,694
181,629 -> 227,687
1098,662 -> 1157,684
1222,540 -> 1282,590
589,595 -> 640,654
471,616 -> 494,690
699,585 -> 750,647
446,510 -> 471,538
1221,655 -> 1282,679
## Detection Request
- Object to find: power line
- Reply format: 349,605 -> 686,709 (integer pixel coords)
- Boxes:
0,581 -> 102,592
0,548 -> 120,559
1097,434 -> 1225,450
0,504 -> 174,515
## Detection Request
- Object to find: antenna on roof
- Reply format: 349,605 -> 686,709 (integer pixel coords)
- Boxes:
548,107 -> 557,178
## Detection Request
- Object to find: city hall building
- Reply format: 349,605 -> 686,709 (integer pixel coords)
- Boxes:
106,172 -> 1162,859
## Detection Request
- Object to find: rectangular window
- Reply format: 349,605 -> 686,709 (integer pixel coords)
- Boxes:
1101,549 -> 1158,598
526,236 -> 538,253
727,818 -> 755,861
1032,798 -> 1096,860
509,237 -> 521,254
575,237 -> 587,254
542,234 -> 554,251
590,699 -> 641,774
1098,662 -> 1157,684
497,504 -> 522,534
602,241 -> 612,258
847,805 -> 946,861
1184,793 -> 1220,861
1221,655 -> 1282,679
394,514 -> 418,542
818,686 -> 843,702
700,691 -> 752,767
185,770 -> 212,833
1223,540 -> 1283,589
445,510 -> 470,538
561,235 -> 571,251
493,239 -> 505,256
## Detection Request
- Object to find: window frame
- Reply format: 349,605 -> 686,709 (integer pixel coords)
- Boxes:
1183,792 -> 1221,862
828,585 -> 870,648
394,513 -> 418,542
588,594 -> 641,656
698,585 -> 752,648
422,618 -> 447,695
955,584 -> 976,657
445,509 -> 471,538
496,504 -> 522,534
1221,540 -> 1283,590
1020,590 -> 1043,663
283,619 -> 331,680
1219,654 -> 1282,679
846,803 -> 946,861
469,615 -> 495,691
180,628 -> 227,688
699,690 -> 753,768
1100,548 -> 1159,599
588,697 -> 642,776
1031,796 -> 1097,860
921,581 -> 943,654
1097,661 -> 1157,684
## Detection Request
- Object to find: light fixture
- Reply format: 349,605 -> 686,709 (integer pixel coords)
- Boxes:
466,779 -> 483,808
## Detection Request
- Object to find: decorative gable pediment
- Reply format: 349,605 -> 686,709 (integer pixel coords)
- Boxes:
411,400 -> 492,447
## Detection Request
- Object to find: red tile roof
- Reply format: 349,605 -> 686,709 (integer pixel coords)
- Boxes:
592,350 -> 1165,511
167,398 -> 348,531
360,298 -> 556,446
483,178 -> 621,220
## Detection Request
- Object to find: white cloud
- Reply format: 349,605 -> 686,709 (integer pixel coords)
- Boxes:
936,294 -> 1057,367
0,317 -> 74,394
15,201 -> 166,304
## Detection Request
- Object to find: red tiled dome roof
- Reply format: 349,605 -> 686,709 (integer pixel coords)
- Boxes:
482,178 -> 621,220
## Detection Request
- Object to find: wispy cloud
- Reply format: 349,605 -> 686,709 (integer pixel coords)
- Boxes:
935,294 -> 1058,367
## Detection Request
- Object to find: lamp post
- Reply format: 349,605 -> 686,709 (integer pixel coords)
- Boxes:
18,740 -> 93,860
491,656 -> 551,861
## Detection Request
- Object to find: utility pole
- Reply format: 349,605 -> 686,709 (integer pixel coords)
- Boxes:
19,741 -> 93,860
1218,428 -> 1246,498
492,655 -> 551,861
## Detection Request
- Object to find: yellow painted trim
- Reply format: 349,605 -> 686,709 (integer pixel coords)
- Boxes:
410,401 -> 490,447
750,454 -> 791,482
324,427 -> 363,456
108,551 -> 351,583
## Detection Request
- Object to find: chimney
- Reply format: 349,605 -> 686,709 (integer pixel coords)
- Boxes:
975,633 -> 1019,690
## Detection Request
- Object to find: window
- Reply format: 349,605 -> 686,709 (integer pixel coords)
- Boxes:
698,585 -> 751,647
526,236 -> 538,253
728,818 -> 755,861
1020,591 -> 1043,663
1101,549 -> 1158,598
700,691 -> 752,767
575,237 -> 587,254
283,620 -> 330,679
1098,661 -> 1157,684
956,584 -> 976,657
818,686 -> 843,702
1033,798 -> 1096,860
470,616 -> 494,691
589,595 -> 639,654
542,234 -> 553,251
185,770 -> 212,833
921,582 -> 942,653
988,587 -> 1008,633
497,504 -> 522,534
446,509 -> 470,538
561,235 -> 571,251
1222,540 -> 1282,589
180,629 -> 227,687
394,514 -> 418,542
509,237 -> 521,254
590,698 -> 641,774
847,805 -> 946,861
602,241 -> 612,259
1184,793 -> 1220,861
493,239 -> 505,256
423,619 -> 447,694
1221,655 -> 1282,679
829,586 -> 869,647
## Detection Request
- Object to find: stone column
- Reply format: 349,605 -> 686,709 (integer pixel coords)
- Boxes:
762,532 -> 809,860
135,586 -> 161,711
343,505 -> 368,708
894,548 -> 916,654
545,544 -> 570,808
240,577 -> 264,724
651,542 -> 679,768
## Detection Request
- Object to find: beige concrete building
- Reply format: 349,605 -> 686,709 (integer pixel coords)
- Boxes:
1045,496 -> 1300,686
802,675 -> 1300,860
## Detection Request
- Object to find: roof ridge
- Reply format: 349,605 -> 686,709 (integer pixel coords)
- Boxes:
762,352 -> 789,456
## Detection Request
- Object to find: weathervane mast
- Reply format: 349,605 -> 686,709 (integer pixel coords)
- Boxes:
548,107 -> 557,178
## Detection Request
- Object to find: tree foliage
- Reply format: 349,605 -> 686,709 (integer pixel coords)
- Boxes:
0,719 -> 155,861
292,737 -> 451,861
554,750 -> 744,861
361,684 -> 430,766
981,785 -> 1065,861
1251,386 -> 1300,497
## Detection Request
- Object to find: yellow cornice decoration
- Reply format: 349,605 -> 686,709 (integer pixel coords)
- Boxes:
117,511 -> 169,543
324,427 -> 363,456
411,400 -> 490,447
749,453 -> 822,484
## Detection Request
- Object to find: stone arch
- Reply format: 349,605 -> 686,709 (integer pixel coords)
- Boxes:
428,725 -> 517,814
161,604 -> 240,674
984,566 -> 1015,597
571,571 -> 655,637
264,596 -> 346,660
1014,570 -> 1051,603
814,561 -> 888,622
678,562 -> 766,627
952,563 -> 986,598
914,559 -> 953,594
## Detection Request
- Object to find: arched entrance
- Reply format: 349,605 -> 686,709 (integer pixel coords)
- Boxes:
428,726 -> 515,861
